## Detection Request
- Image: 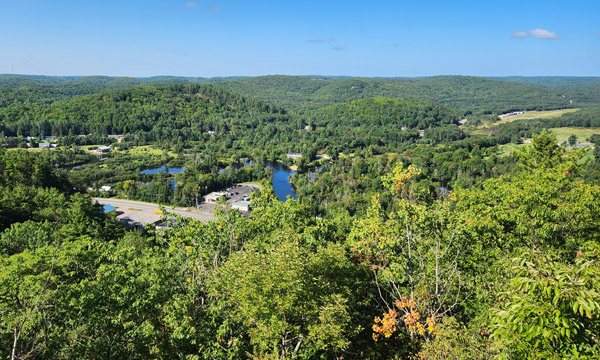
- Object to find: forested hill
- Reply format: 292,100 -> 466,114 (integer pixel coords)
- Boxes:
215,75 -> 572,115
0,75 -> 224,108
496,76 -> 600,105
0,84 -> 286,139
1,74 -> 580,116
312,97 -> 457,129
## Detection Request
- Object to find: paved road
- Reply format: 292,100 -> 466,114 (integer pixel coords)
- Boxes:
94,198 -> 214,228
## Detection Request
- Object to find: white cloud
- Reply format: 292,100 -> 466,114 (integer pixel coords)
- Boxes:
331,46 -> 346,51
511,31 -> 528,38
182,1 -> 199,8
207,6 -> 221,12
511,28 -> 561,39
529,28 -> 560,39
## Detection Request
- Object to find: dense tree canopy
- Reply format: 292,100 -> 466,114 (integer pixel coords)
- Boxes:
0,75 -> 599,359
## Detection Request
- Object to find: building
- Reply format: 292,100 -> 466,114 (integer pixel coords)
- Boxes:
39,142 -> 50,149
499,111 -> 525,118
287,152 -> 302,159
204,191 -> 227,203
96,146 -> 112,153
231,200 -> 251,212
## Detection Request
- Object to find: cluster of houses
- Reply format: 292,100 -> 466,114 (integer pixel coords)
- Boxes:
21,135 -> 116,153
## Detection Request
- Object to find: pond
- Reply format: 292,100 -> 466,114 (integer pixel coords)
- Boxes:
140,165 -> 186,175
268,161 -> 297,201
138,162 -> 297,202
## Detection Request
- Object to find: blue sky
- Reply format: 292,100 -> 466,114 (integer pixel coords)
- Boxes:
1,0 -> 599,77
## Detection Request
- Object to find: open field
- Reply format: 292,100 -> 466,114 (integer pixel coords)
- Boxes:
496,108 -> 579,124
474,108 -> 580,130
126,145 -> 178,157
496,142 -> 525,157
548,127 -> 600,143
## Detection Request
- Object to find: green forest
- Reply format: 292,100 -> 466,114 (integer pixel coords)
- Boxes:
1,75 -> 599,359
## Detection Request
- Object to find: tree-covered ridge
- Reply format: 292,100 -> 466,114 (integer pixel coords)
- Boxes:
0,84 -> 285,138
313,97 -> 457,129
0,75 -> 204,108
216,75 -> 572,115
497,76 -> 600,105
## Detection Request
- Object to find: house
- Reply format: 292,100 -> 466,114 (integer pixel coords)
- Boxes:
287,152 -> 302,159
203,191 -> 227,203
100,185 -> 112,192
44,136 -> 57,141
231,200 -> 251,212
39,142 -> 50,149
96,146 -> 111,153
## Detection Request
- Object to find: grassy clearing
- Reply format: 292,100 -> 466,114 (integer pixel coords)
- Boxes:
127,145 -> 177,157
475,108 -> 580,130
7,147 -> 44,152
496,108 -> 579,124
496,142 -> 525,157
548,127 -> 600,143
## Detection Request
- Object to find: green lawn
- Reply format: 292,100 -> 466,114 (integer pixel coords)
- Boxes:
495,108 -> 579,125
549,127 -> 600,143
126,145 -> 178,157
496,142 -> 525,157
475,108 -> 580,130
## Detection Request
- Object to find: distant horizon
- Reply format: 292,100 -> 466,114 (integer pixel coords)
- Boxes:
2,73 -> 600,80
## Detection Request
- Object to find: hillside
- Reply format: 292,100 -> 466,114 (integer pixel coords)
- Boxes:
497,76 -> 600,105
216,75 -> 572,115
0,75 -> 222,108
0,84 -> 286,139
312,97 -> 457,129
1,75 -> 586,116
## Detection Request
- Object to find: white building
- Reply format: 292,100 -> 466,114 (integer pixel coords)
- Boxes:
96,146 -> 112,153
204,191 -> 226,203
231,200 -> 251,212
